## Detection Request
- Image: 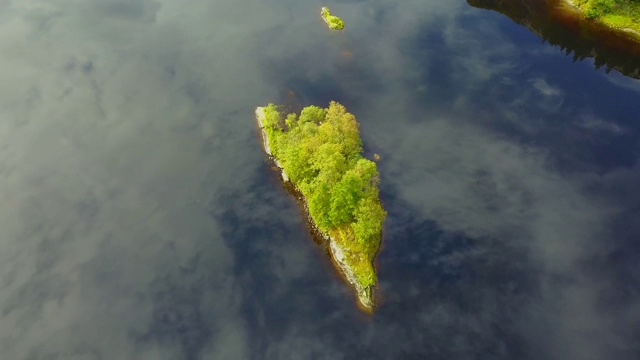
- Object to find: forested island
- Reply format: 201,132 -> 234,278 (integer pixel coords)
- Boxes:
255,102 -> 385,311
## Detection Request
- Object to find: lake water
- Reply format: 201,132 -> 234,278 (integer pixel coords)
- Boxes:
1,0 -> 639,359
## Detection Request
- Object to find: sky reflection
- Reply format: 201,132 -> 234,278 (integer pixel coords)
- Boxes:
0,0 -> 638,359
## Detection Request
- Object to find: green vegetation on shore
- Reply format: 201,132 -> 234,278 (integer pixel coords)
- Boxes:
574,0 -> 640,33
262,102 -> 385,288
321,7 -> 345,30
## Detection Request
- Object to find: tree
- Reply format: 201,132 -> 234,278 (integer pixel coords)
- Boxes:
308,182 -> 332,230
329,170 -> 364,226
353,197 -> 386,248
299,105 -> 326,125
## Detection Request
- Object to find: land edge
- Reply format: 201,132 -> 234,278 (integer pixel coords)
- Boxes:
255,106 -> 375,312
562,0 -> 640,39
321,7 -> 330,26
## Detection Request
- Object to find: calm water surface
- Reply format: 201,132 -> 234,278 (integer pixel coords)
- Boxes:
1,0 -> 639,359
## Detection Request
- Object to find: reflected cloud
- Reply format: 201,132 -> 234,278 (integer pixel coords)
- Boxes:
0,0 -> 638,359
577,114 -> 625,134
529,77 -> 565,112
349,2 -> 639,359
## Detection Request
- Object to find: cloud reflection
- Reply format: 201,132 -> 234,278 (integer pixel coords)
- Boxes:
0,0 -> 638,359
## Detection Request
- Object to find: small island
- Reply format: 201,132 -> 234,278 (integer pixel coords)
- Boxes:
255,102 -> 386,312
321,7 -> 345,30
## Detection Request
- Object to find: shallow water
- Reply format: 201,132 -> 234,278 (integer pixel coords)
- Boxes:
1,0 -> 639,359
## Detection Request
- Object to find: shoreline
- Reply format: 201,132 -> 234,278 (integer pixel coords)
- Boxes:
559,0 -> 640,39
469,0 -> 640,78
255,107 -> 375,312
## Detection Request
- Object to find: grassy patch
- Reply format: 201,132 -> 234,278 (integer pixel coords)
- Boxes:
575,0 -> 640,32
329,226 -> 379,288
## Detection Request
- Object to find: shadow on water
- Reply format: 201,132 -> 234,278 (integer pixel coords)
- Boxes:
467,0 -> 640,79
209,164 -> 539,359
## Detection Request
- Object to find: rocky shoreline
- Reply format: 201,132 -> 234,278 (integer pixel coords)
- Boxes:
255,107 -> 374,312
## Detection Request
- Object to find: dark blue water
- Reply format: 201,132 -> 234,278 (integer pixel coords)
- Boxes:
1,1 -> 639,359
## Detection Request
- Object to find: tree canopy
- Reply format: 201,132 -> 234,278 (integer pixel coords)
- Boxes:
262,102 -> 385,287
321,7 -> 345,30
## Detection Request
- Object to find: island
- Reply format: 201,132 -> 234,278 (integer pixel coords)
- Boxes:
255,102 -> 386,312
321,7 -> 345,30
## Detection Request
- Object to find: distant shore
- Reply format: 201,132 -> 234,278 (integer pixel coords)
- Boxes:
559,0 -> 640,39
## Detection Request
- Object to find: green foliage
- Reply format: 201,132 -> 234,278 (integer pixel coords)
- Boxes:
308,182 -> 332,229
584,0 -> 615,18
321,7 -> 345,30
262,102 -> 386,287
299,105 -> 326,124
577,0 -> 640,29
327,16 -> 345,30
285,113 -> 297,129
329,170 -> 362,225
263,104 -> 282,130
353,197 -> 385,248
